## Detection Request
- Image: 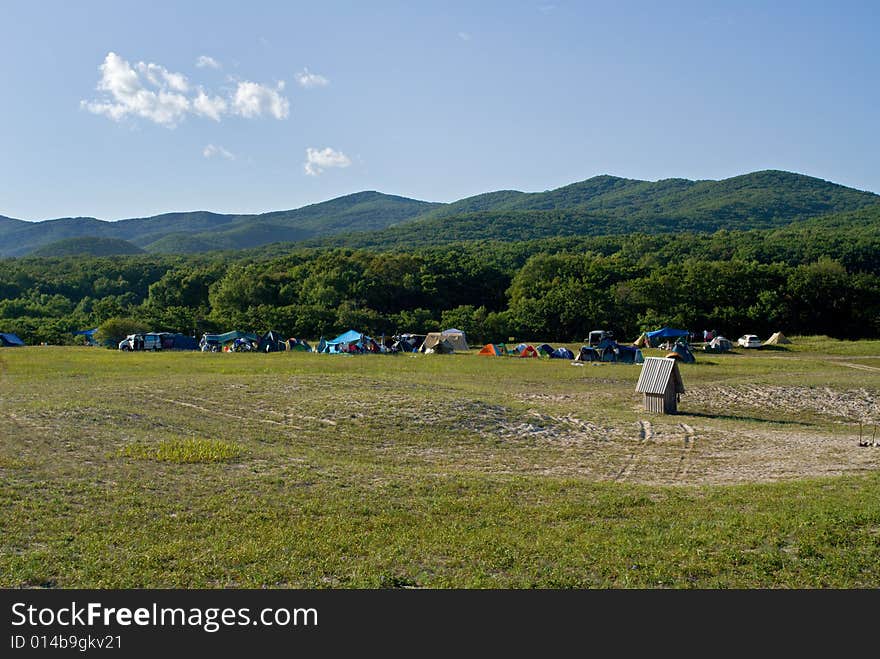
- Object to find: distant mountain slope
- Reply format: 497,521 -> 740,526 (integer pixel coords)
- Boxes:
1,170 -> 877,256
306,171 -> 880,250
0,215 -> 29,232
30,236 -> 145,257
412,170 -> 878,223
0,192 -> 439,256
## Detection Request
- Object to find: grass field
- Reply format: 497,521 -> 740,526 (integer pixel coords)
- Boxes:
1,338 -> 879,588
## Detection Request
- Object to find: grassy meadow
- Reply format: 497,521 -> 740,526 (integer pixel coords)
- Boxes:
1,338 -> 879,588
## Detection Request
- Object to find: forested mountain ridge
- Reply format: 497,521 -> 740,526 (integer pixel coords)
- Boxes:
1,170 -> 877,256
0,192 -> 439,257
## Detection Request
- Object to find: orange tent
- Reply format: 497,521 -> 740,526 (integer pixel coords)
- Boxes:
478,344 -> 505,356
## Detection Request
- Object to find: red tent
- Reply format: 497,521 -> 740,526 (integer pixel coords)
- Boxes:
518,345 -> 538,358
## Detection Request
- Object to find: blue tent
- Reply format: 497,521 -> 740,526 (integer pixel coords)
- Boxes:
74,328 -> 98,346
646,327 -> 689,340
328,329 -> 364,345
0,332 -> 25,347
551,347 -> 574,360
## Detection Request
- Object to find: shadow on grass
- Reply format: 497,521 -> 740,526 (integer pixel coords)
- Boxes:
679,410 -> 813,426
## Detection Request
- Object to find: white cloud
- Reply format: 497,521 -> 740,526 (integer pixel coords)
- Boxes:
232,80 -> 289,119
295,68 -> 329,88
193,88 -> 228,121
304,147 -> 351,176
195,55 -> 221,69
81,52 -> 191,126
203,144 -> 235,160
82,52 -> 291,127
457,31 -> 472,41
135,61 -> 190,92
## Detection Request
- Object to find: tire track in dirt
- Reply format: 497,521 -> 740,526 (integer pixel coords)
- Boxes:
674,423 -> 696,481
613,422 -> 647,482
146,395 -> 302,429
837,362 -> 880,373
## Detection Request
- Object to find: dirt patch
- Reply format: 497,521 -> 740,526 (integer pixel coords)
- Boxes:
688,385 -> 879,423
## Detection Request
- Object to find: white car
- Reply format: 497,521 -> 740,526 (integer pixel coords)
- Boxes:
737,334 -> 762,349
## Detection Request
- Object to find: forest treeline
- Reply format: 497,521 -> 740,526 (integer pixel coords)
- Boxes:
1,222 -> 879,345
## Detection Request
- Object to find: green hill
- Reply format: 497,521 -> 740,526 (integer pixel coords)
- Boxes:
307,170 -> 880,249
0,192 -> 438,257
2,170 -> 877,256
30,236 -> 145,257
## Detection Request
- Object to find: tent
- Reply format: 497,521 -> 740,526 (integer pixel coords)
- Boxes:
575,346 -> 599,362
421,332 -> 461,353
551,347 -> 575,360
478,344 -> 505,356
537,343 -> 554,357
764,331 -> 792,345
704,336 -> 732,353
288,338 -> 312,352
646,327 -> 690,347
0,332 -> 24,347
440,329 -> 469,352
258,330 -> 287,352
617,345 -> 644,364
666,342 -> 696,363
518,345 -> 539,358
424,338 -> 455,354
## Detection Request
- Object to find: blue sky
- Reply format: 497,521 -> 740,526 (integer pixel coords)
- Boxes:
1,1 -> 878,221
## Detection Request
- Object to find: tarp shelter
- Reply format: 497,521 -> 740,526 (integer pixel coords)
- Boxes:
551,347 -> 574,360
518,345 -> 539,358
666,342 -> 696,363
259,330 -> 287,352
646,327 -> 690,347
764,331 -> 792,345
636,357 -> 685,414
201,330 -> 258,351
322,329 -> 380,353
0,332 -> 24,347
423,338 -> 455,354
478,344 -> 505,356
440,329 -> 469,352
74,328 -> 98,345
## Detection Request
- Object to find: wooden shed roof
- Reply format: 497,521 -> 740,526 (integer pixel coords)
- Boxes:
635,357 -> 685,395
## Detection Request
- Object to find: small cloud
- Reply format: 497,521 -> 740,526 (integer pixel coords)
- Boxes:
457,31 -> 471,41
538,4 -> 556,12
295,67 -> 329,88
195,55 -> 221,69
304,147 -> 351,176
232,80 -> 290,119
203,144 -> 235,160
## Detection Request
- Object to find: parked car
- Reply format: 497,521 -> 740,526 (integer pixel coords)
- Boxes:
737,334 -> 762,349
119,333 -> 163,351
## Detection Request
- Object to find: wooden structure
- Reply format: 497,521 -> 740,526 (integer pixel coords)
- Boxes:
635,357 -> 685,414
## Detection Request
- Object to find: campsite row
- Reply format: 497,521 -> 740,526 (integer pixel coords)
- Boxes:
0,326 -> 792,360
